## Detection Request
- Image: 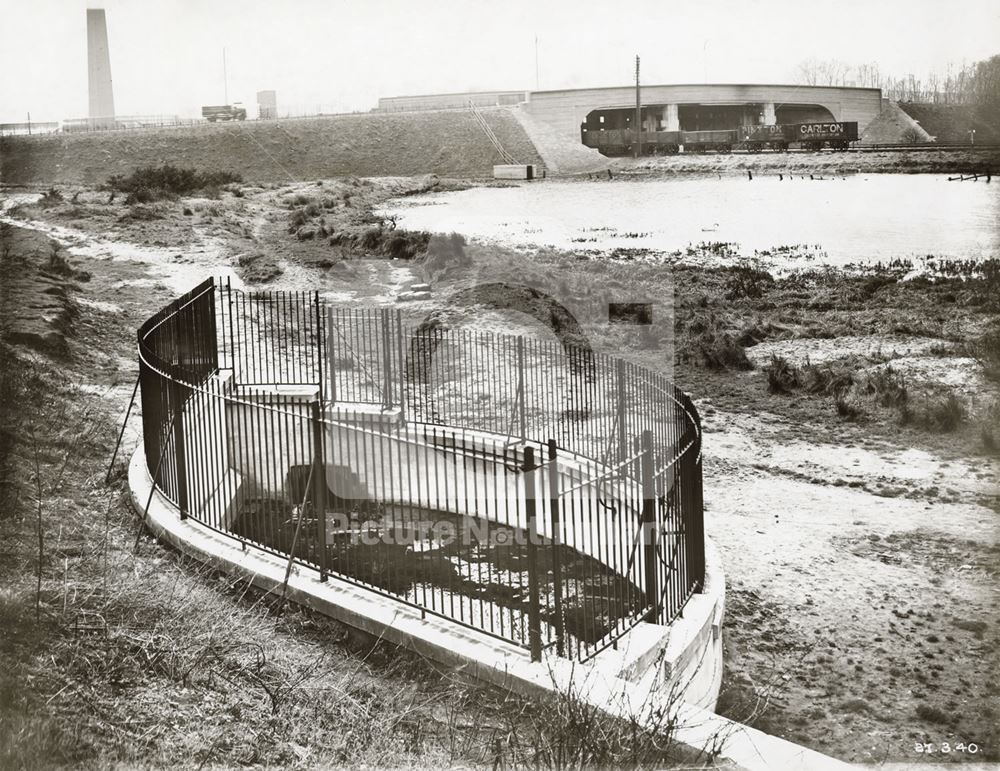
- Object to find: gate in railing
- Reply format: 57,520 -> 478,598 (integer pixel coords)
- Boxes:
137,278 -> 704,662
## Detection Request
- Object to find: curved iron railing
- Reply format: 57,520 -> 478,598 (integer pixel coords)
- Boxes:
137,278 -> 704,661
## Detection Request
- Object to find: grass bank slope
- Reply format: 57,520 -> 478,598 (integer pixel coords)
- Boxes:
859,100 -> 931,144
1,109 -> 543,185
897,102 -> 1000,144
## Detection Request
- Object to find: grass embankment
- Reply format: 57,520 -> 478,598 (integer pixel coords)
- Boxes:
0,108 -> 544,186
897,103 -> 1000,144
0,218 -> 705,768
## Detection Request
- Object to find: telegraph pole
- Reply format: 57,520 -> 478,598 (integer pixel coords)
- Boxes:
223,48 -> 229,105
535,36 -> 540,90
634,55 -> 642,158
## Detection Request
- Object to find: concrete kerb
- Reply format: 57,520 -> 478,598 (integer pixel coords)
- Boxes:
128,446 -> 849,770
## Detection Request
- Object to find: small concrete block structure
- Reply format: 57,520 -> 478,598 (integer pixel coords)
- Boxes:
397,282 -> 432,301
257,90 -> 278,120
396,290 -> 432,302
493,164 -> 537,180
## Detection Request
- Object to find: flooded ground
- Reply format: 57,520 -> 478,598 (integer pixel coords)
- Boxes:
379,174 -> 1000,268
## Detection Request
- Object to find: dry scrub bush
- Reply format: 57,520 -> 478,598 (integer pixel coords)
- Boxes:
105,165 -> 243,204
966,321 -> 1000,382
682,316 -> 752,371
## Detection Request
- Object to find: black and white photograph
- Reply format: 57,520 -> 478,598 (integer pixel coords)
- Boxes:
1,1 -> 998,768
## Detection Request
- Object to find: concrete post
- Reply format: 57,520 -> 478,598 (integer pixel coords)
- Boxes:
661,104 -> 679,131
86,9 -> 115,128
762,102 -> 776,125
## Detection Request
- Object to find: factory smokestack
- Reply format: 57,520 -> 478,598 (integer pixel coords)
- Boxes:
86,8 -> 115,127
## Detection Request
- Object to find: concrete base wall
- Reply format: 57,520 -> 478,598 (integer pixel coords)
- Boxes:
323,416 -> 647,581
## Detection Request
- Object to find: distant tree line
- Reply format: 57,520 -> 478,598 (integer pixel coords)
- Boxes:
795,55 -> 1000,122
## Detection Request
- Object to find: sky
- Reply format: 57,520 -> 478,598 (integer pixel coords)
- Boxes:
1,0 -> 998,123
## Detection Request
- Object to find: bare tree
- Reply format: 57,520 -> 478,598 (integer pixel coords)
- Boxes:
794,55 -> 993,105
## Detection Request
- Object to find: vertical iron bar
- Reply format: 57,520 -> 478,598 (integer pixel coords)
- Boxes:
312,400 -> 328,581
315,292 -> 324,405
396,310 -> 406,422
517,336 -> 526,442
381,308 -> 393,410
616,358 -> 627,468
640,429 -> 657,623
547,438 -> 563,657
524,445 -> 542,662
171,377 -> 189,519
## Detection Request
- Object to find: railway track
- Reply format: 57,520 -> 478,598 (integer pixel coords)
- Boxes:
635,144 -> 1000,156
850,143 -> 1000,153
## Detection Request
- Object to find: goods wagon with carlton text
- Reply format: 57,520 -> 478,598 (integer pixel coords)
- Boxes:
581,121 -> 859,155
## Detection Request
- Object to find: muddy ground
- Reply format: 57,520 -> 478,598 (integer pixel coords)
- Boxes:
2,170 -> 998,766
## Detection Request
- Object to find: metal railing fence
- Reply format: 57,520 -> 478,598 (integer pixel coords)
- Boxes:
138,278 -> 705,661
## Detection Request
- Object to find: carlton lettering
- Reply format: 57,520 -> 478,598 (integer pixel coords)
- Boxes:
799,123 -> 844,135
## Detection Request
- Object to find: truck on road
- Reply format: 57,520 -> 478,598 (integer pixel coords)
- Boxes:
201,103 -> 247,122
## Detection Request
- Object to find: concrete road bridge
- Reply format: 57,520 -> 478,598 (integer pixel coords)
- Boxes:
524,83 -> 883,139
378,83 -> 882,140
376,83 -> 883,171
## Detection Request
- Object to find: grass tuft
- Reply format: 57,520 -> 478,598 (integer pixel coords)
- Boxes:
765,355 -> 799,394
683,317 -> 752,371
724,264 -> 775,301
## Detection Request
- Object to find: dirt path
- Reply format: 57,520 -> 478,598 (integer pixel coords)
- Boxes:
702,404 -> 999,761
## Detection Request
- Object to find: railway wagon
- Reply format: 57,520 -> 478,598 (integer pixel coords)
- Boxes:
581,127 -> 730,154
739,124 -> 789,152
679,129 -> 736,153
581,120 -> 858,155
581,128 -> 640,155
787,121 -> 858,150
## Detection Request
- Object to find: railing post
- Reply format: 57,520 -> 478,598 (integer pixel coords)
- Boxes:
225,276 -> 236,375
381,308 -> 393,411
616,359 -> 628,467
312,400 -> 328,582
524,445 -> 542,662
171,377 -> 189,520
687,409 -> 706,592
547,439 -> 564,658
517,337 -> 526,442
640,429 -> 658,623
